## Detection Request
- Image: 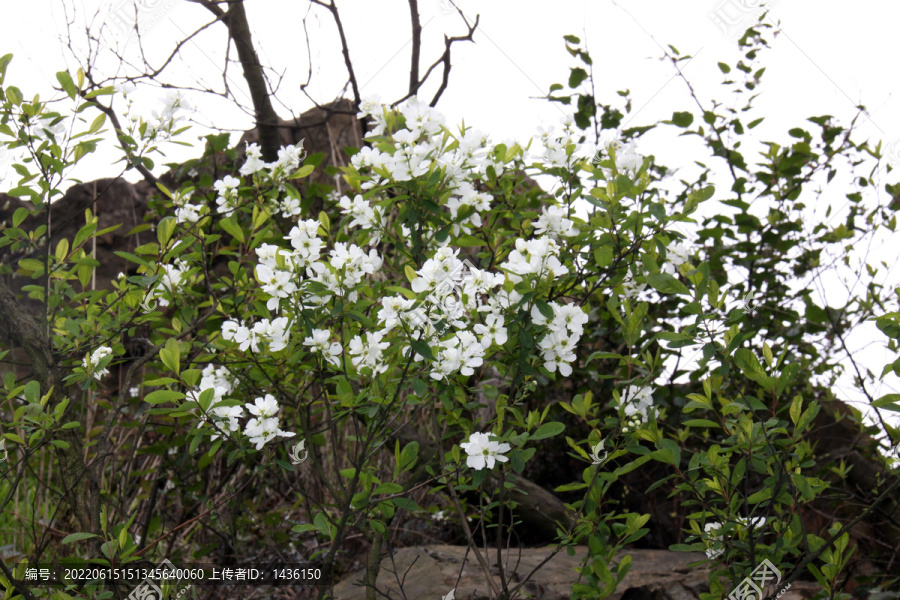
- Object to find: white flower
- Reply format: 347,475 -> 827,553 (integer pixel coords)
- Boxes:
83,346 -> 113,380
175,202 -> 203,224
549,303 -> 588,336
378,296 -> 415,331
617,385 -> 656,432
430,332 -> 485,380
246,394 -> 280,419
501,236 -> 568,282
474,313 -> 507,348
209,405 -> 244,441
338,194 -> 384,244
244,416 -> 295,450
619,276 -> 647,301
459,432 -> 511,470
272,141 -> 306,173
348,331 -> 390,375
538,330 -> 577,376
214,175 -> 242,215
256,264 -> 297,311
221,319 -> 259,352
532,205 -> 579,238
357,94 -> 387,135
663,241 -> 692,274
704,522 -> 725,559
240,143 -> 266,176
284,220 -> 324,267
303,329 -> 342,367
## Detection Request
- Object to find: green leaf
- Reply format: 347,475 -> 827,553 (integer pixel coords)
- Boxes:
672,111 -> 694,127
62,532 -> 99,544
454,235 -> 486,247
410,339 -> 433,360
73,222 -> 97,250
790,395 -> 803,425
143,390 -> 185,405
220,217 -> 245,243
683,419 -> 719,428
647,273 -> 689,295
157,216 -> 176,248
24,380 -> 40,404
535,300 -> 554,320
531,422 -> 565,440
289,164 -> 315,179
87,113 -> 106,135
872,394 -> 900,412
143,377 -> 179,386
18,258 -> 45,273
568,67 -> 588,88
3,433 -> 25,446
400,441 -> 419,471
386,285 -> 417,300
159,338 -> 181,374
56,71 -> 78,99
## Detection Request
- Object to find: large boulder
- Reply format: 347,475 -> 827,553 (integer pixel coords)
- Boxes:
331,544 -> 820,600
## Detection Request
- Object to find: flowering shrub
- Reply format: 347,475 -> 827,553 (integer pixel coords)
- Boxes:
1,24 -> 899,600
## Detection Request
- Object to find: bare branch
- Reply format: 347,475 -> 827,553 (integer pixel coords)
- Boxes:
310,0 -> 361,109
195,0 -> 282,161
408,0 -> 422,97
392,13 -> 480,108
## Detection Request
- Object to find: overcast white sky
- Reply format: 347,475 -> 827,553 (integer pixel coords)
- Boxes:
2,0 -> 899,436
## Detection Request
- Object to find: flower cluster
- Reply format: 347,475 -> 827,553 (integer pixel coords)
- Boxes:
151,90 -> 191,138
531,301 -> 588,376
662,240 -> 692,275
244,394 -> 296,450
185,368 -> 295,450
597,130 -> 643,176
172,189 -> 205,224
500,236 -> 568,283
355,95 -> 504,197
532,205 -> 579,239
338,194 -> 385,245
429,331 -> 485,381
302,329 -> 343,368
348,331 -> 391,375
615,384 -> 656,433
222,317 -> 291,352
459,432 -> 510,470
149,260 -> 190,306
83,346 -> 113,380
536,117 -> 581,168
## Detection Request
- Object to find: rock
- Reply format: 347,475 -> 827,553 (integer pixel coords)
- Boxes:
331,545 -> 819,600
